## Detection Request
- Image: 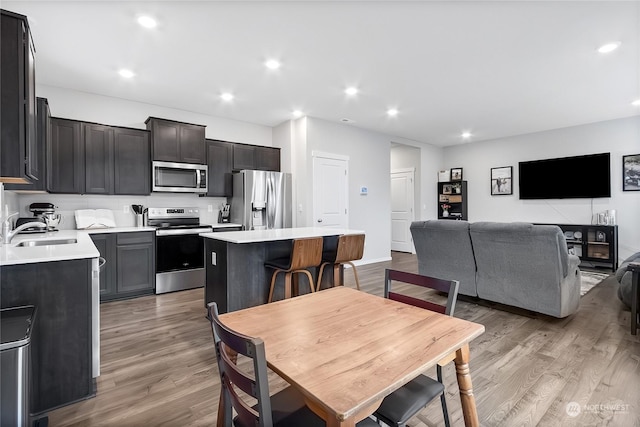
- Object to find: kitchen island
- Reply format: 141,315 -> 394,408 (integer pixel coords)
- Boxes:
200,227 -> 364,313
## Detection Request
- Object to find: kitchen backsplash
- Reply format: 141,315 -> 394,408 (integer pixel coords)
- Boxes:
16,193 -> 228,229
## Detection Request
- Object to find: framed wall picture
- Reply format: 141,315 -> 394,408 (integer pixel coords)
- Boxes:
623,154 -> 640,191
491,166 -> 513,195
450,168 -> 463,181
438,170 -> 450,182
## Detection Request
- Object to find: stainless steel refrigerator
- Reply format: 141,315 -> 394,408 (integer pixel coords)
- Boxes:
230,170 -> 292,230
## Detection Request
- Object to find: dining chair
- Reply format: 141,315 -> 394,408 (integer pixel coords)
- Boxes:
265,237 -> 323,303
207,302 -> 379,427
373,269 -> 460,427
317,233 -> 365,291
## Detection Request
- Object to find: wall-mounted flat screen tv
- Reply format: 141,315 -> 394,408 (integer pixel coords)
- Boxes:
519,152 -> 611,199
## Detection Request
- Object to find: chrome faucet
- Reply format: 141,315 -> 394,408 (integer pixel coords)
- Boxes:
1,212 -> 47,245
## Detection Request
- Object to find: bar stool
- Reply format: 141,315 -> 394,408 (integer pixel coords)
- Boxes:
265,237 -> 323,303
317,234 -> 365,291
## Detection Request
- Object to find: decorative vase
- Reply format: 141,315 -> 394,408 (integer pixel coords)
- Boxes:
442,209 -> 449,217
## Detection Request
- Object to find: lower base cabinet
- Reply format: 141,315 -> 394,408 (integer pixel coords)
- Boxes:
91,231 -> 155,301
0,258 -> 93,415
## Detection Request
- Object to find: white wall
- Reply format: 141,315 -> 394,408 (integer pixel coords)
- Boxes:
36,85 -> 273,146
304,118 -> 393,264
442,116 -> 640,261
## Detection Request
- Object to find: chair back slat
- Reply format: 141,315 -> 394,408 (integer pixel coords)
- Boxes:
218,343 -> 259,398
207,302 -> 274,427
335,234 -> 365,263
385,269 -> 460,316
290,237 -> 324,270
387,291 -> 446,314
222,374 -> 261,427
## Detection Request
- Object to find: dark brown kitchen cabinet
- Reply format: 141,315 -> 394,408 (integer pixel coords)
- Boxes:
206,139 -> 233,197
91,231 -> 155,302
48,119 -> 150,195
4,97 -> 50,192
232,143 -> 256,170
1,258 -> 93,415
1,10 -> 37,184
48,117 -> 84,193
146,117 -> 206,164
232,143 -> 281,172
114,127 -> 150,195
91,233 -> 116,297
256,146 -> 281,171
84,123 -> 114,194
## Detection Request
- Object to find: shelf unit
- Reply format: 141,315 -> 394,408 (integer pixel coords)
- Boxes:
437,181 -> 467,220
550,224 -> 618,270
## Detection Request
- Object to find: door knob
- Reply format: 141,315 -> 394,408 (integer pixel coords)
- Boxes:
317,219 -> 323,223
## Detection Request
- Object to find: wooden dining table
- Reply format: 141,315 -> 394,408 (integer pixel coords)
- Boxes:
219,286 -> 485,427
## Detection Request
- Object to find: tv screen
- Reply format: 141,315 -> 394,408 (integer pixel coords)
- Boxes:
519,153 -> 611,199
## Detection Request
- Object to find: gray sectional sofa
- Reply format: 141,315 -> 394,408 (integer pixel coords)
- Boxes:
616,252 -> 640,307
410,220 -> 581,318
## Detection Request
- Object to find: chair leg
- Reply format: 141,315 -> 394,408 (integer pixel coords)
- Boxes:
284,272 -> 292,299
299,269 -> 315,294
317,262 -> 328,291
333,263 -> 341,287
346,261 -> 361,290
268,269 -> 281,303
436,365 -> 450,427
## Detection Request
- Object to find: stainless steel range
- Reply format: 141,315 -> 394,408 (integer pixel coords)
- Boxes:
147,207 -> 212,294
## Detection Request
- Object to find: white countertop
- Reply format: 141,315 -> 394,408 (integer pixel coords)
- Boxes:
210,223 -> 243,229
1,230 -> 100,266
83,226 -> 156,234
200,227 -> 365,244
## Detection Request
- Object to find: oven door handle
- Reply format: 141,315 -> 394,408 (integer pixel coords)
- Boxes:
156,228 -> 213,236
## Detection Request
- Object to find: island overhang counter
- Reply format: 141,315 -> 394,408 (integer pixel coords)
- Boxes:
200,227 -> 364,313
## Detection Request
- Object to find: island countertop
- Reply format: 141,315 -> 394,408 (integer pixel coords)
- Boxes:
200,227 -> 364,244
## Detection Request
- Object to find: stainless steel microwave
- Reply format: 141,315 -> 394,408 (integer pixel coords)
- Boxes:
152,161 -> 208,193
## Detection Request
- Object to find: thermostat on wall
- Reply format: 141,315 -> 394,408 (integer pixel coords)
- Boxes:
360,186 -> 368,195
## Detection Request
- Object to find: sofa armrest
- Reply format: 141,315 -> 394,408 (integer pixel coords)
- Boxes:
567,254 -> 580,277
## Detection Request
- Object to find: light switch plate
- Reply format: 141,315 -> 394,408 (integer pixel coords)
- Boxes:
211,252 -> 217,266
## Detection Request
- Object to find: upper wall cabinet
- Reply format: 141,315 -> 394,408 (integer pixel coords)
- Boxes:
145,117 -> 205,164
113,128 -> 150,195
49,118 -> 150,195
48,118 -> 84,193
1,10 -> 37,183
4,97 -> 50,192
232,143 -> 281,172
206,139 -> 233,197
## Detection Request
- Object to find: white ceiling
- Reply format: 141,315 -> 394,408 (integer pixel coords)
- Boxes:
4,1 -> 640,146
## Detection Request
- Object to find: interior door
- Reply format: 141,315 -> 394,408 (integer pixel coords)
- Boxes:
391,169 -> 415,253
313,155 -> 348,228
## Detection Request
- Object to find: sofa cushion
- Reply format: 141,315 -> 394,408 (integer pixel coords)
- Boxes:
410,220 -> 477,296
470,222 -> 580,317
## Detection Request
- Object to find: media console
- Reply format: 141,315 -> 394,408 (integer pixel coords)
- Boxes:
542,224 -> 618,271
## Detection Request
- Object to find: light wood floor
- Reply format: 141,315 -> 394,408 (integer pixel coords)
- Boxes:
49,253 -> 640,426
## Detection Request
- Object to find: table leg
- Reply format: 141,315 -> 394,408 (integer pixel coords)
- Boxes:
455,344 -> 480,427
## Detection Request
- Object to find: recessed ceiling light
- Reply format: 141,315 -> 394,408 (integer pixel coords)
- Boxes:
137,16 -> 157,29
345,87 -> 359,96
118,69 -> 135,78
265,60 -> 281,70
220,93 -> 234,101
387,108 -> 399,117
597,41 -> 621,54
292,110 -> 303,118
632,99 -> 640,107
461,132 -> 472,139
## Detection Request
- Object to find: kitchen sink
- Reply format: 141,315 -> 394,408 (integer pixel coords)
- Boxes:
15,238 -> 78,247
